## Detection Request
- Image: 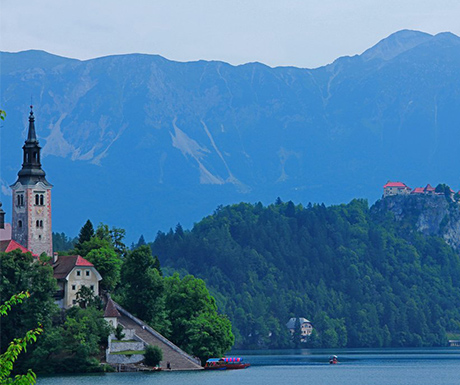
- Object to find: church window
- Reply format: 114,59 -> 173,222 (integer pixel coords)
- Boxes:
36,220 -> 40,228
86,270 -> 90,277
18,220 -> 22,228
90,285 -> 94,291
76,270 -> 81,276
72,285 -> 76,290
33,152 -> 37,162
35,194 -> 39,205
39,195 -> 44,205
16,194 -> 24,207
25,153 -> 29,163
40,220 -> 43,228
38,235 -> 41,240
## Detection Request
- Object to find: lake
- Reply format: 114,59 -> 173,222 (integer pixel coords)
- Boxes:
37,348 -> 460,385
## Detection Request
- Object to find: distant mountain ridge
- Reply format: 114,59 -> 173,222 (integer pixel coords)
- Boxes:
1,30 -> 460,240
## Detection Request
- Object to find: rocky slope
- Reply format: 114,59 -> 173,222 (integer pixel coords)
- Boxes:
373,194 -> 460,250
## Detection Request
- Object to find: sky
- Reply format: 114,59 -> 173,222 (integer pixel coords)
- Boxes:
1,0 -> 460,68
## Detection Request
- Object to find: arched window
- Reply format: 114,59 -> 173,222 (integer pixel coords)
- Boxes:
36,220 -> 40,228
18,220 -> 22,228
33,152 -> 37,162
17,195 -> 20,206
39,195 -> 44,205
25,153 -> 29,163
20,195 -> 24,206
35,194 -> 39,205
40,220 -> 43,228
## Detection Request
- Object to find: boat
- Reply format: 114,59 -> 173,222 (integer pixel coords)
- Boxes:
329,355 -> 339,364
204,357 -> 250,370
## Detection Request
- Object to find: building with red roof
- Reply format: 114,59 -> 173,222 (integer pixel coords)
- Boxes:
104,296 -> 121,328
53,255 -> 102,309
1,202 -> 38,256
0,239 -> 37,256
411,187 -> 425,194
383,181 -> 411,197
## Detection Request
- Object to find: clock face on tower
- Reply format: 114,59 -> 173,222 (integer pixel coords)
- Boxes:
36,207 -> 44,215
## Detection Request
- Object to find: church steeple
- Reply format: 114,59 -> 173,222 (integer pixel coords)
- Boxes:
16,106 -> 50,186
26,105 -> 38,143
10,106 -> 53,257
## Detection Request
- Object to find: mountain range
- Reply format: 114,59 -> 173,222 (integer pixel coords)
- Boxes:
1,29 -> 460,241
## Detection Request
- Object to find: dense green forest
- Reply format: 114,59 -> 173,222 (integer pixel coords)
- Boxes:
152,198 -> 460,349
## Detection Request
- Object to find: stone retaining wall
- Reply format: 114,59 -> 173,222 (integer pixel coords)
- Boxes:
106,352 -> 144,364
110,340 -> 144,353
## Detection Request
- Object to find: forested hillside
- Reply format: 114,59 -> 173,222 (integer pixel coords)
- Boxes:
152,198 -> 460,349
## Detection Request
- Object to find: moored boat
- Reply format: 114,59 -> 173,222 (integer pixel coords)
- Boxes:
204,357 -> 250,370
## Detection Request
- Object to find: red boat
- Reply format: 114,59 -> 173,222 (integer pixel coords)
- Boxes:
204,357 -> 250,370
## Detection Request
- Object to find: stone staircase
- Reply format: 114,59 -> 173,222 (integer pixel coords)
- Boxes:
114,302 -> 203,370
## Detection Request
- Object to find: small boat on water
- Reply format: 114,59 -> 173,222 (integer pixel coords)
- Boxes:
329,355 -> 339,364
204,357 -> 250,370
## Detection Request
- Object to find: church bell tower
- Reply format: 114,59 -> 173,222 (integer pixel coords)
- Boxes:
11,106 -> 53,256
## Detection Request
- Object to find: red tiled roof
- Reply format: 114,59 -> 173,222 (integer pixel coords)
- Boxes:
425,184 -> 435,192
0,240 -> 36,255
53,255 -> 93,279
104,297 -> 121,318
384,181 -> 409,188
411,187 -> 424,194
76,255 -> 94,267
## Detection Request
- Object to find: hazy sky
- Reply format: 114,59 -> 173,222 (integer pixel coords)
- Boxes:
1,0 -> 460,68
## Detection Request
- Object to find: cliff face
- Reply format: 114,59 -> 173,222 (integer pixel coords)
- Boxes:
373,194 -> 460,250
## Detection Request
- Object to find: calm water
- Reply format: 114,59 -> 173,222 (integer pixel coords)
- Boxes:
37,348 -> 460,385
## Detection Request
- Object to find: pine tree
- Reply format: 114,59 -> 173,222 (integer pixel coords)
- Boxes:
76,220 -> 94,246
136,234 -> 146,248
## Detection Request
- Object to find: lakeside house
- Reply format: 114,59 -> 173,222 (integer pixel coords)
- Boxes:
286,317 -> 313,342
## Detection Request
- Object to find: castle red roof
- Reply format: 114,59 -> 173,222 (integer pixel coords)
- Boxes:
411,187 -> 424,194
384,181 -> 409,188
425,184 -> 435,192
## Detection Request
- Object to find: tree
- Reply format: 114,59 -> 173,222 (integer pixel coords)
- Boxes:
164,274 -> 234,362
119,246 -> 169,333
144,345 -> 163,367
26,306 -> 111,374
85,247 -> 122,291
0,250 -> 57,353
95,224 -> 127,257
75,286 -> 100,309
76,220 -> 94,247
114,324 -> 125,341
185,312 -> 234,363
136,234 -> 146,248
74,236 -> 112,258
0,292 -> 42,385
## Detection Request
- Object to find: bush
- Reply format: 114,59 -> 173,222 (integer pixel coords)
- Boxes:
144,345 -> 163,367
114,324 -> 125,340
